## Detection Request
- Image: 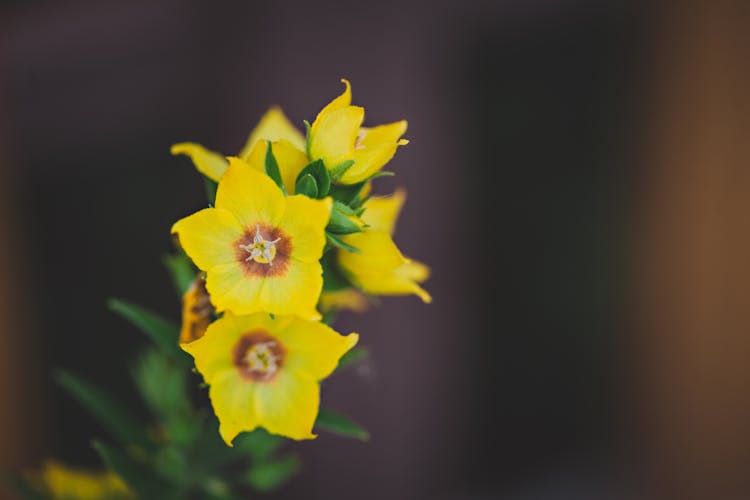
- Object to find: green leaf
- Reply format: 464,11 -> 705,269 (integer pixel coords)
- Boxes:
332,200 -> 357,216
246,455 -> 300,492
328,181 -> 369,208
335,346 -> 369,372
204,178 -> 218,206
55,371 -> 149,447
132,350 -> 195,445
163,252 -> 196,296
294,174 -> 318,198
233,428 -> 285,462
303,120 -> 312,158
320,252 -> 351,291
325,233 -> 360,253
264,141 -> 286,193
315,408 -> 369,441
329,159 -> 355,182
296,159 -> 330,197
107,299 -> 182,358
326,206 -> 362,235
93,441 -> 172,498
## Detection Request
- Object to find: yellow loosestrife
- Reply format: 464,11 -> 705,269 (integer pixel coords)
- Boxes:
309,80 -> 409,184
172,159 -> 331,319
182,312 -> 358,444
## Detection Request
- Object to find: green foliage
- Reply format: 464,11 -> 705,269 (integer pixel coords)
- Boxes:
204,178 -> 218,206
107,299 -> 184,361
55,371 -> 150,448
296,159 -> 330,197
245,456 -> 300,492
162,252 -> 196,296
295,173 -> 318,198
329,159 -> 355,182
325,233 -> 360,253
335,346 -> 369,373
263,141 -> 286,193
315,409 -> 369,441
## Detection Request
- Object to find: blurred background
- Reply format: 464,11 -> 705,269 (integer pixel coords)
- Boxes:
1,0 -> 749,499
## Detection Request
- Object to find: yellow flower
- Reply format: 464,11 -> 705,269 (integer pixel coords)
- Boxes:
182,312 -> 358,444
40,460 -> 132,499
338,189 -> 431,302
179,275 -> 213,344
319,288 -> 370,314
309,80 -> 408,185
172,158 -> 332,319
338,231 -> 431,303
172,106 -> 305,183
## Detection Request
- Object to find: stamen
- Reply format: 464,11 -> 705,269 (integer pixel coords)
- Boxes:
239,225 -> 282,266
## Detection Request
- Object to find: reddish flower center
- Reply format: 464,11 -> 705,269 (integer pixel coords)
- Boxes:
232,330 -> 285,382
234,223 -> 292,278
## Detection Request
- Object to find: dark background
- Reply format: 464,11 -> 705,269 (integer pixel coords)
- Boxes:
2,1 -> 749,499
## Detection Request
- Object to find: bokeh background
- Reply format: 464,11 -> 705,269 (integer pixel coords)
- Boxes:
1,1 -> 749,499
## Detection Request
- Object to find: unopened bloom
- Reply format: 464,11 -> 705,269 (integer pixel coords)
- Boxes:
182,312 -> 358,444
39,461 -> 131,499
338,189 -> 431,302
179,276 -> 213,344
318,288 -> 370,314
171,107 -> 305,182
172,159 -> 331,319
309,80 -> 408,184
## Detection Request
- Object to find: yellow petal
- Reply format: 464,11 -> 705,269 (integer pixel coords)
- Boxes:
309,106 -> 364,169
274,317 -> 358,379
318,289 -> 370,314
240,106 -> 306,157
361,188 -> 406,235
42,461 -> 131,499
260,259 -> 323,320
215,157 -> 286,228
205,262 -> 264,315
243,140 -> 308,194
171,208 -> 244,270
311,79 -> 352,131
171,142 -> 228,182
254,370 -> 318,440
360,120 -> 408,148
340,121 -> 408,184
339,231 -> 431,303
399,258 -> 431,282
279,196 -> 332,262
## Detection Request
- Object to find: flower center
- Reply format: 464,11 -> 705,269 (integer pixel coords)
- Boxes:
232,331 -> 285,382
243,341 -> 280,379
238,225 -> 281,265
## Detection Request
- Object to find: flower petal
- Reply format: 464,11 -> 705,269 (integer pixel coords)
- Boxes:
172,208 -> 244,270
279,195 -> 332,262
206,262 -> 264,315
215,157 -> 286,228
273,318 -> 358,380
171,142 -> 228,182
361,188 -> 406,235
254,370 -> 318,440
243,140 -> 308,195
210,370 -> 258,445
260,259 -> 323,320
311,79 -> 352,132
309,106 -> 364,169
239,106 -> 306,157
360,120 -> 408,148
339,231 -> 431,302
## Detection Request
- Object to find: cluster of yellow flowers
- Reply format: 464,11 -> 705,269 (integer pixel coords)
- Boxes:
170,80 -> 431,445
